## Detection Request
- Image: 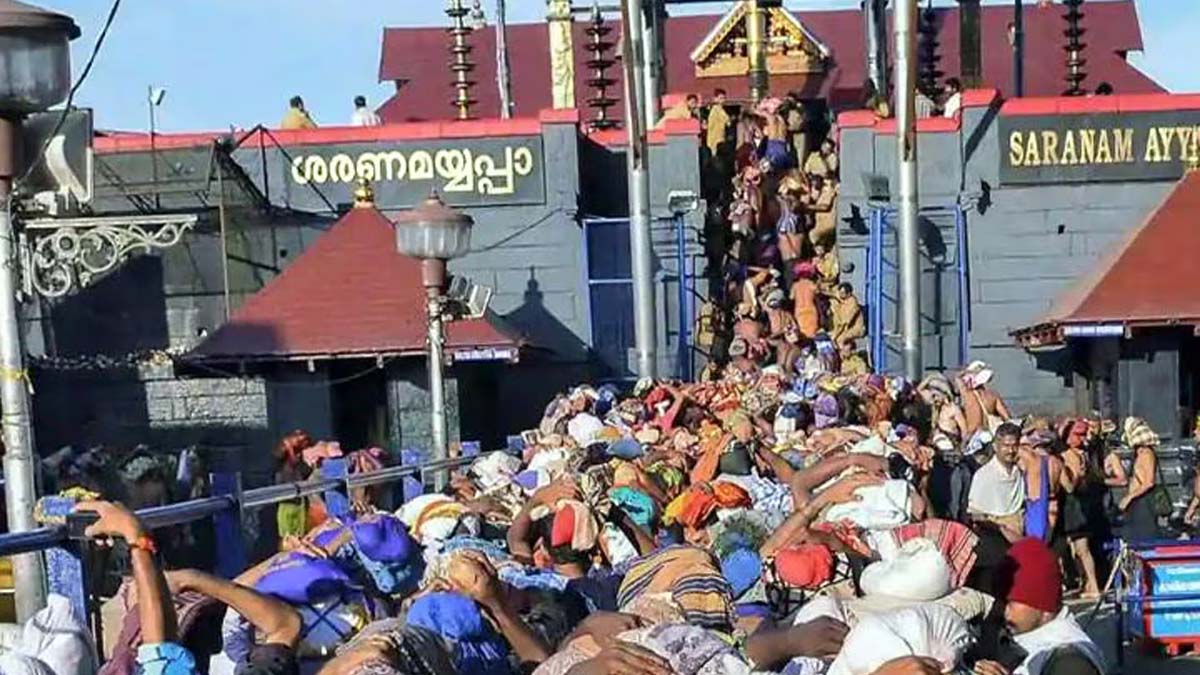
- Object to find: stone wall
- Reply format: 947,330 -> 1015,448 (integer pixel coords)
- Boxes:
32,361 -> 273,481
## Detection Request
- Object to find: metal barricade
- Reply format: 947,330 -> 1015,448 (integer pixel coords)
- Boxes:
0,450 -> 479,634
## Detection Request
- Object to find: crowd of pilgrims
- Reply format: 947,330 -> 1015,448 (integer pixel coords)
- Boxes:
17,351 -> 1185,675
3,94 -> 1188,675
674,88 -> 865,378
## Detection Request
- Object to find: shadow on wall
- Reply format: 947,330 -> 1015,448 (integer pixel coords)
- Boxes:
49,255 -> 170,355
35,256 -> 169,455
1030,345 -> 1075,380
578,138 -> 630,217
919,215 -> 948,261
502,267 -> 591,363
497,268 -> 596,427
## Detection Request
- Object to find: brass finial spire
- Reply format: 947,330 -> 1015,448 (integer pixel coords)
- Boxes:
447,0 -> 477,120
585,3 -> 619,130
353,177 -> 375,208
1062,0 -> 1087,96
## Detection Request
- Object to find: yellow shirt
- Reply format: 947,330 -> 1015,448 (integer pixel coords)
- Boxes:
842,353 -> 870,376
281,108 -> 317,130
706,104 -> 730,155
659,101 -> 694,124
804,152 -> 830,177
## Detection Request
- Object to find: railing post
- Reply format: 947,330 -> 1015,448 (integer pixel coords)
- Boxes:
320,458 -> 352,521
507,435 -> 525,457
210,473 -> 246,579
400,449 -> 425,504
41,496 -> 89,625
1115,553 -> 1127,670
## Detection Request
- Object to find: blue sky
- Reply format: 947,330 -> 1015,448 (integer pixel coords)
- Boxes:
40,0 -> 1200,132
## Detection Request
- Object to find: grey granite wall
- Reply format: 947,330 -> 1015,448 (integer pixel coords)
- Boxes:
386,360 -> 460,456
837,102 -> 1179,413
32,361 -> 272,481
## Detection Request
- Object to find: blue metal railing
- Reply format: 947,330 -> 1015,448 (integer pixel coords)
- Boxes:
0,450 -> 481,629
580,215 -> 698,380
865,204 -> 970,373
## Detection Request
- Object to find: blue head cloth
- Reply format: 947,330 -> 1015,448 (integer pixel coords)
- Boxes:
442,535 -> 510,562
515,469 -> 548,491
610,486 -> 658,529
888,376 -> 912,400
778,401 -> 802,420
254,553 -> 353,604
352,514 -> 413,562
814,335 -> 836,353
607,437 -> 645,460
782,450 -> 806,469
595,385 -> 620,417
349,514 -> 422,595
720,548 -> 763,600
656,528 -> 681,548
408,592 -> 512,675
308,521 -> 350,550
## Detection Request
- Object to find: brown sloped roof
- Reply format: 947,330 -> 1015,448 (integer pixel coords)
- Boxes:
377,1 -> 1160,122
1013,170 -> 1200,347
189,206 -> 523,361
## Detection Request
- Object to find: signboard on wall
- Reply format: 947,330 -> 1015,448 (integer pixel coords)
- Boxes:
259,135 -> 546,212
999,110 -> 1200,185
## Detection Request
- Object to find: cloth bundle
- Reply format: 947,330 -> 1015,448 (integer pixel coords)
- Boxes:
407,592 -> 512,675
859,538 -> 952,602
773,543 -> 835,590
827,605 -> 971,675
823,479 -> 912,530
618,546 -> 735,631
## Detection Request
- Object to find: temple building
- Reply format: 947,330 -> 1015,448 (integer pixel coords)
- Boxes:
18,0 -> 1196,472
377,0 -> 1160,122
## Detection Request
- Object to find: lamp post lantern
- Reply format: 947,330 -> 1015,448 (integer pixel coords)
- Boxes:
392,192 -> 473,488
0,0 -> 79,621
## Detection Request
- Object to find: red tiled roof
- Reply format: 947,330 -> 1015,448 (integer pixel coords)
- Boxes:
190,206 -> 523,361
377,1 -> 1161,122
1013,170 -> 1200,346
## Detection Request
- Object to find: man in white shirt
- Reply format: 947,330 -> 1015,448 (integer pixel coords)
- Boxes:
942,78 -> 963,118
968,422 -> 1025,540
351,95 -> 382,127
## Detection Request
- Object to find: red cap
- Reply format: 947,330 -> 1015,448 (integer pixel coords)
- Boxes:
550,506 -> 576,548
1004,538 -> 1062,614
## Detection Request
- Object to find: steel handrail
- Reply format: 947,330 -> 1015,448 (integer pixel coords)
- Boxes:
0,453 -> 482,557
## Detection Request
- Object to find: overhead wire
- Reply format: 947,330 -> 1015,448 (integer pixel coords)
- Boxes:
15,0 -> 124,193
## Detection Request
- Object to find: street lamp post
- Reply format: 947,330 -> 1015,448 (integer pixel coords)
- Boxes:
147,86 -> 165,210
0,0 -> 79,621
392,192 -> 473,489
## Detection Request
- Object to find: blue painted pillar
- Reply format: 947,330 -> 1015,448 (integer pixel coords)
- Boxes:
320,458 -> 352,521
400,448 -> 425,504
210,473 -> 246,579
